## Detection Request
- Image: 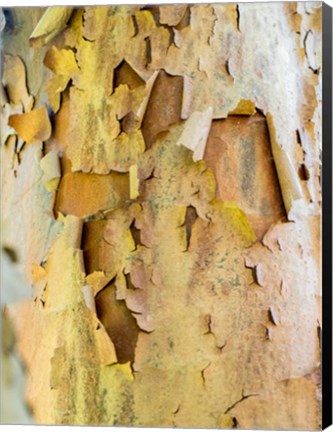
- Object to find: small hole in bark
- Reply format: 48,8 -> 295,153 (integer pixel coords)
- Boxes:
2,246 -> 18,263
298,163 -> 310,180
184,206 -> 198,250
232,417 -> 238,428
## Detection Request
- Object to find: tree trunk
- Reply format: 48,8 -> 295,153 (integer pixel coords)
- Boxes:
1,3 -> 322,429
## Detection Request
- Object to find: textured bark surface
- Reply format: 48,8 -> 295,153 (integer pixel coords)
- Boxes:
1,3 -> 322,428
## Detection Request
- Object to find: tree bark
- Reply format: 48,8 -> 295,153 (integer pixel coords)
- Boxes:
1,3 -> 322,428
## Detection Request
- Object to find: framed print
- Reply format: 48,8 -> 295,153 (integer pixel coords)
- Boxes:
1,1 -> 332,429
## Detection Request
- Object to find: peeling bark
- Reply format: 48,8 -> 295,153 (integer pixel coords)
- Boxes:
1,3 -> 321,429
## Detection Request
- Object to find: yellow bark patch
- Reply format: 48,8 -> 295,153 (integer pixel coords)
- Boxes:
44,46 -> 78,76
43,46 -> 79,112
228,99 -> 256,115
8,107 -> 51,143
129,165 -> 139,199
55,171 -> 129,218
29,7 -> 74,47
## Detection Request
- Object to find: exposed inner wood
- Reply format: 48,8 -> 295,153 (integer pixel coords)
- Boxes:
1,3 -> 322,429
141,70 -> 183,148
95,283 -> 140,364
204,114 -> 286,240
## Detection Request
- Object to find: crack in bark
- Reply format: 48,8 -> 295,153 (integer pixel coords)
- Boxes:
132,15 -> 139,37
184,205 -> 198,251
144,37 -> 152,66
303,29 -> 319,74
172,404 -> 181,415
200,362 -> 211,388
225,59 -> 234,79
209,6 -> 218,44
224,392 -> 259,414
236,4 -> 240,31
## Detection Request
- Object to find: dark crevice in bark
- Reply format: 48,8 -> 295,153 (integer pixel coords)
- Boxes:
96,282 -> 140,364
141,5 -> 160,25
309,66 -> 320,75
296,129 -> 302,146
81,35 -> 95,43
130,220 -> 142,250
113,59 -> 145,90
124,272 -> 138,291
236,4 -> 240,31
162,24 -> 176,48
184,205 -> 198,251
298,163 -> 310,181
225,59 -> 234,79
2,246 -> 18,263
200,362 -> 211,388
231,417 -> 239,429
144,37 -> 152,66
303,29 -> 319,74
132,14 -> 139,37
224,392 -> 259,414
80,219 -> 108,274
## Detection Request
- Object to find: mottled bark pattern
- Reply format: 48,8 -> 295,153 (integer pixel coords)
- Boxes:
1,3 -> 322,429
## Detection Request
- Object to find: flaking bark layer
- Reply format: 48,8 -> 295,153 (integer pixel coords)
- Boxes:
1,3 -> 322,428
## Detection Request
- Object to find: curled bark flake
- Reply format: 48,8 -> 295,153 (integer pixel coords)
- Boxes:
176,106 -> 213,161
2,55 -> 34,111
268,307 -> 280,326
266,113 -> 304,215
8,107 -> 51,143
40,151 -> 61,192
29,7 -> 74,47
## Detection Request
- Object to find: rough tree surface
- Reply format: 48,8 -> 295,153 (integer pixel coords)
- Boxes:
0,3 -> 322,429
